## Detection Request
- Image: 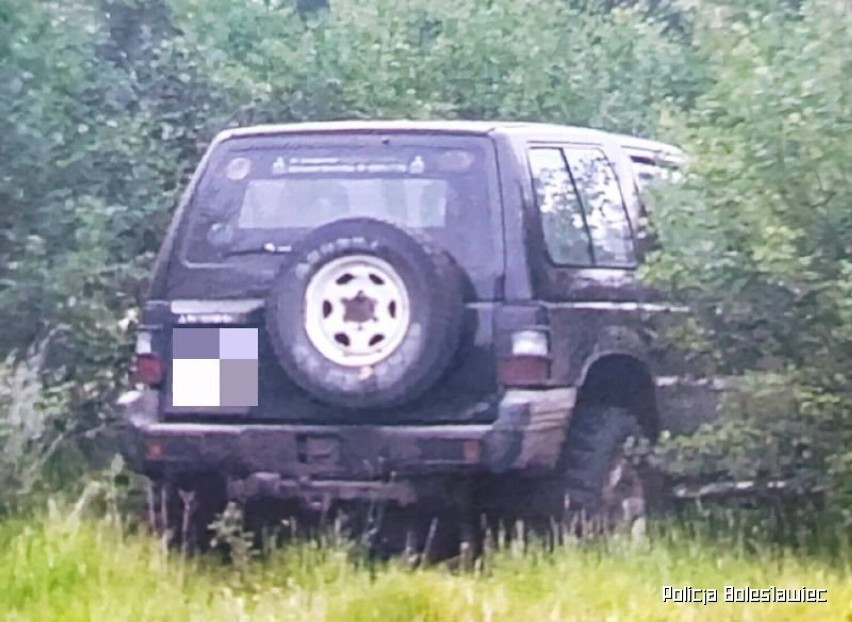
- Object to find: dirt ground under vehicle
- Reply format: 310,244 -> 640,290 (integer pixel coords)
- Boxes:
118,121 -> 724,555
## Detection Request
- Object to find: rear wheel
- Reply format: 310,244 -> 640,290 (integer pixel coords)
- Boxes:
560,405 -> 648,534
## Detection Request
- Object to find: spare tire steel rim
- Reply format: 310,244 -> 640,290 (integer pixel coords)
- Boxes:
304,254 -> 412,367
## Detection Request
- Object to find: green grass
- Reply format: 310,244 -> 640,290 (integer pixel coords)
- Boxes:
1,509 -> 850,622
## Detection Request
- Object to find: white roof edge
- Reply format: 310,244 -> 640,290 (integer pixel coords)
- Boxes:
613,133 -> 685,161
211,120 -> 616,141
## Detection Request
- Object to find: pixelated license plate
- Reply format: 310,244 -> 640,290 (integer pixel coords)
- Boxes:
170,328 -> 258,408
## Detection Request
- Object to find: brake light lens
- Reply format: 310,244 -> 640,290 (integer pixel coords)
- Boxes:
498,328 -> 552,387
498,355 -> 551,387
134,353 -> 164,386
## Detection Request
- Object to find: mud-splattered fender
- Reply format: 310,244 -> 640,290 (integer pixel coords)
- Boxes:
576,325 -> 650,385
484,388 -> 576,473
116,389 -> 160,470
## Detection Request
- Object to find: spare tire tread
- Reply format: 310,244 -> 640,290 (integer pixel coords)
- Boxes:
265,218 -> 465,410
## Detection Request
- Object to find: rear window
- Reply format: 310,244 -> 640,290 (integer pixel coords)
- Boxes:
170,135 -> 503,299
236,177 -> 449,229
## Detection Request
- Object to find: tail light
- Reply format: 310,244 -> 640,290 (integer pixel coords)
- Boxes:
134,353 -> 164,386
498,328 -> 552,387
132,331 -> 164,386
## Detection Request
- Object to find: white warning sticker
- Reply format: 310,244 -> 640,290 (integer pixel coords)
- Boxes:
225,157 -> 251,180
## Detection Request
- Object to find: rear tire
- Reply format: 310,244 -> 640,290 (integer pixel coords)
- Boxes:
561,405 -> 647,534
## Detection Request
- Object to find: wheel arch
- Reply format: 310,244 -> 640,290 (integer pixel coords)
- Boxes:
574,352 -> 659,440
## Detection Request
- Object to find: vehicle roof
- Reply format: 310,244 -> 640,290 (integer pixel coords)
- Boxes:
216,119 -> 613,142
214,120 -> 687,167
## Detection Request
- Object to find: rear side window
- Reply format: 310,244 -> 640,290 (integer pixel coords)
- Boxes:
237,177 -> 448,229
529,146 -> 636,268
528,149 -> 593,265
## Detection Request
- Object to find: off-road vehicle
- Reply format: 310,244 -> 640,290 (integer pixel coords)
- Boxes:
118,121 -> 721,551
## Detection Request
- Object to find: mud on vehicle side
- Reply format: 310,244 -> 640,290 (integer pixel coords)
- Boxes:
118,121 -> 724,550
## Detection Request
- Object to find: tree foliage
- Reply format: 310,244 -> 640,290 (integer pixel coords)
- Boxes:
644,0 -> 852,517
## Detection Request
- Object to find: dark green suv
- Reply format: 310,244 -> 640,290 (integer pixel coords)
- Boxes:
118,121 -> 722,549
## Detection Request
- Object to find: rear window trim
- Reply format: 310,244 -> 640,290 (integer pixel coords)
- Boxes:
178,139 -> 491,270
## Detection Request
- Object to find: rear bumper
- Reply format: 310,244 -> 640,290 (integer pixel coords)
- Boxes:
118,388 -> 575,504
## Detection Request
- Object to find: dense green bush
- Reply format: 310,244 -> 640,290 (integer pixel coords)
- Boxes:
0,335 -> 69,510
644,0 -> 852,520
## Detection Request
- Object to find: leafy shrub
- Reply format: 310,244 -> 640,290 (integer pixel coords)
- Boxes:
0,334 -> 73,511
175,0 -> 704,132
644,0 -> 852,522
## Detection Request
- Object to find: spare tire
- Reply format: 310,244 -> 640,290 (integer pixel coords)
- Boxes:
266,218 -> 465,409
